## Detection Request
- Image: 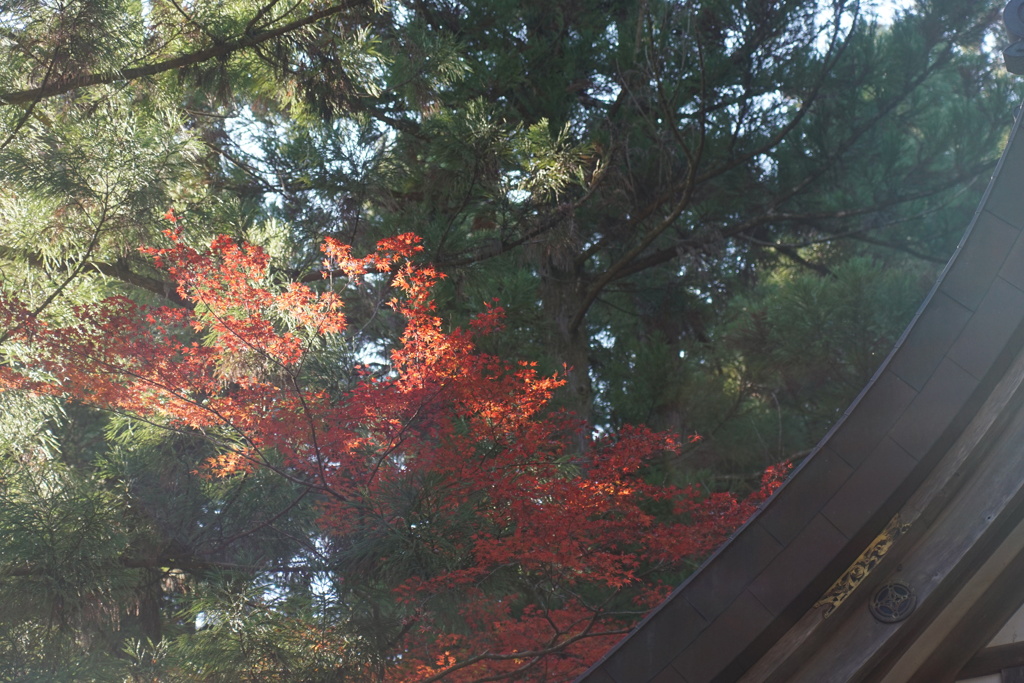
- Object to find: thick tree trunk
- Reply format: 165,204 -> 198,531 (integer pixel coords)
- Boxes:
539,255 -> 593,431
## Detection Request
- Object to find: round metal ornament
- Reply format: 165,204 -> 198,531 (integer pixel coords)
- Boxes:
1007,0 -> 1024,39
1005,1 -> 1024,73
869,581 -> 916,623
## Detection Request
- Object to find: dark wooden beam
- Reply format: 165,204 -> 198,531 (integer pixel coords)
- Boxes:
959,642 -> 1024,678
1004,665 -> 1024,683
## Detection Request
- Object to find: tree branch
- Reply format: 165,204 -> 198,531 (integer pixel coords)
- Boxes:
0,0 -> 370,106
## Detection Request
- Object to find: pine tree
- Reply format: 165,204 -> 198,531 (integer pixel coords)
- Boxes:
0,0 -> 1017,679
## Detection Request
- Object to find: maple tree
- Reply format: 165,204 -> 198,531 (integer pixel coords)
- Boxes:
1,0 -> 1011,470
0,1 -> 1015,679
0,225 -> 786,681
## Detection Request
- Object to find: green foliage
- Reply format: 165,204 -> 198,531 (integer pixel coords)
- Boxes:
0,396 -> 133,680
0,0 -> 1017,679
713,257 -> 931,468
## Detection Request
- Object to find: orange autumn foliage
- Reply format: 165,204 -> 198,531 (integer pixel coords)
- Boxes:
0,230 -> 788,682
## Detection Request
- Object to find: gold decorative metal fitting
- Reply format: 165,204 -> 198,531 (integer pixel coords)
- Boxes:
814,514 -> 911,619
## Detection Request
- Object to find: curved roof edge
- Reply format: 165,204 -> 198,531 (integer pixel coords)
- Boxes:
577,108 -> 1024,683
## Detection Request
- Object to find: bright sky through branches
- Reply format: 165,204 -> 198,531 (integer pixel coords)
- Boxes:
872,0 -> 915,24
